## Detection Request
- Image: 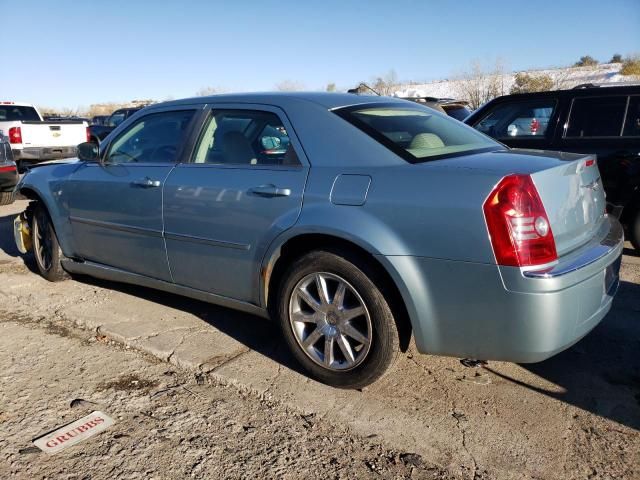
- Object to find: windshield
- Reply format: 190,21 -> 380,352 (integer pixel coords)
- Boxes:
335,103 -> 500,163
0,105 -> 41,122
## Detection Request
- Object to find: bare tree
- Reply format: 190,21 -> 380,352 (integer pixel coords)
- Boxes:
372,69 -> 399,96
610,53 -> 623,63
275,80 -> 305,91
196,86 -> 221,96
574,55 -> 599,67
454,59 -> 508,109
510,72 -> 555,94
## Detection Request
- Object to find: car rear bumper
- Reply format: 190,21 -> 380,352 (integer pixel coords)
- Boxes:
13,146 -> 78,161
381,215 -> 623,363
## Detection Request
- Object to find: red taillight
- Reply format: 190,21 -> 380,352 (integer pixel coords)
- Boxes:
0,165 -> 16,173
483,174 -> 557,267
530,118 -> 539,134
86,127 -> 91,143
8,126 -> 22,144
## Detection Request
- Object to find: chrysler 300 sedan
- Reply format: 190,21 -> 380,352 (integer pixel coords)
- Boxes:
14,93 -> 623,388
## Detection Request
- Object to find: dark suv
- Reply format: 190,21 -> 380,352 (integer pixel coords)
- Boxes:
88,107 -> 144,144
405,97 -> 472,120
465,84 -> 640,250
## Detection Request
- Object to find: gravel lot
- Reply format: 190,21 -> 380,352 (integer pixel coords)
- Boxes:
1,199 -> 638,479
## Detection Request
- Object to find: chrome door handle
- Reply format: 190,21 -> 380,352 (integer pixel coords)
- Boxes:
249,184 -> 291,197
132,177 -> 161,188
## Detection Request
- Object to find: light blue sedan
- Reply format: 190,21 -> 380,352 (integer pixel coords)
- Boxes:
14,93 -> 623,388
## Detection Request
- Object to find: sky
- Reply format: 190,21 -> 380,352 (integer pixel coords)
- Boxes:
2,0 -> 639,109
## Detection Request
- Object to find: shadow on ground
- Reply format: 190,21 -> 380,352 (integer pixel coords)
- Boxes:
2,211 -> 639,430
76,274 -> 306,375
489,279 -> 640,431
623,247 -> 639,258
0,212 -> 23,258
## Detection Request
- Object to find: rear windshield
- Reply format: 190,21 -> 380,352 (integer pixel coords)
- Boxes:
335,103 -> 500,163
0,105 -> 40,122
443,105 -> 473,121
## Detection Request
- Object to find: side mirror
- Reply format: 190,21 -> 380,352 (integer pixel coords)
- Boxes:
77,142 -> 99,162
261,136 -> 281,150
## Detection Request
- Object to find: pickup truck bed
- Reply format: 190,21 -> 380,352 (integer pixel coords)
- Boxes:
0,103 -> 88,168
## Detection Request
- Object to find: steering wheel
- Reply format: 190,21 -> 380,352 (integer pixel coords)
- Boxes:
149,145 -> 177,163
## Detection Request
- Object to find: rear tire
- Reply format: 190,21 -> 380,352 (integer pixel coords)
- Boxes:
277,249 -> 400,389
629,209 -> 640,252
31,204 -> 68,282
0,191 -> 14,206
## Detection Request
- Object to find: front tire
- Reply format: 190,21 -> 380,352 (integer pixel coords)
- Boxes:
32,204 -> 68,282
277,250 -> 400,389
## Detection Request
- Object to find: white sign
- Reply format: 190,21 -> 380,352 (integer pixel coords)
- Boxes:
33,411 -> 115,454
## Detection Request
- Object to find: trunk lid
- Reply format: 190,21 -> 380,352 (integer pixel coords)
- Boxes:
429,149 -> 607,257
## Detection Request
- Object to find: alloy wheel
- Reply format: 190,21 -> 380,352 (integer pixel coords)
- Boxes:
289,272 -> 372,371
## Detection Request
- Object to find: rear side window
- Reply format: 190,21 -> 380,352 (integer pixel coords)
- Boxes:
473,99 -> 557,139
336,104 -> 500,163
623,96 -> 640,137
565,96 -> 627,138
0,105 -> 40,122
192,110 -> 300,166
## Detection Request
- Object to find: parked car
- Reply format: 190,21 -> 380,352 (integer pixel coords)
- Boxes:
90,115 -> 109,126
0,130 -> 18,205
347,84 -> 472,121
404,97 -> 473,120
0,102 -> 89,171
14,93 -> 623,388
88,107 -> 145,144
465,84 -> 640,250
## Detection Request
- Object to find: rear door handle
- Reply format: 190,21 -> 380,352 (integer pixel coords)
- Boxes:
132,177 -> 161,188
248,184 -> 291,197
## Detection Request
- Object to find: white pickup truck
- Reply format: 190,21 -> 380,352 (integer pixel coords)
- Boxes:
0,102 -> 88,168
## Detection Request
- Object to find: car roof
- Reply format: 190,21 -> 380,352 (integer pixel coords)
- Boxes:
486,84 -> 640,103
153,92 -> 413,111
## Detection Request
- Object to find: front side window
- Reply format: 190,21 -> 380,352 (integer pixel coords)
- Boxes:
473,99 -> 557,139
105,110 -> 195,164
623,96 -> 640,137
192,110 -> 300,166
565,96 -> 627,138
336,104 -> 500,163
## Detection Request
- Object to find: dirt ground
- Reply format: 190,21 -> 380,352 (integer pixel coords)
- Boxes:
0,199 -> 638,479
0,319 -> 452,480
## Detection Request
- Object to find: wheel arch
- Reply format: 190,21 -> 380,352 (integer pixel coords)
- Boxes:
18,185 -> 75,257
264,232 -> 413,352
